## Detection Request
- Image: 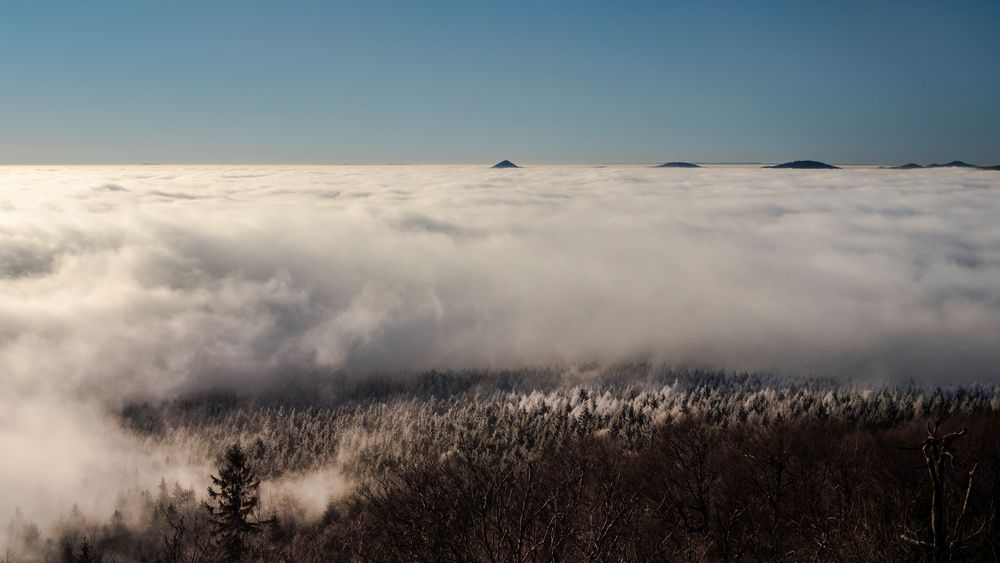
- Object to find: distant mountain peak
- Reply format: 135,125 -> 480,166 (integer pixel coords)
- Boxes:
893,163 -> 924,169
764,160 -> 840,170
492,160 -> 520,169
656,161 -> 700,168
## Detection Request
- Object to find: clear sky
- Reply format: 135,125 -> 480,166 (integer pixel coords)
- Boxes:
2,1 -> 999,165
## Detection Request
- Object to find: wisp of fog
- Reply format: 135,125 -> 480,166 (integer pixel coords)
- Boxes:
1,164 -> 999,529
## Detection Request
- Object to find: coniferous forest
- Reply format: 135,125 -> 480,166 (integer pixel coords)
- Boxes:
5,366 -> 1000,562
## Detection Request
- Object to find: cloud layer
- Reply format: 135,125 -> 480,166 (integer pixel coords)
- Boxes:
1,165 -> 999,400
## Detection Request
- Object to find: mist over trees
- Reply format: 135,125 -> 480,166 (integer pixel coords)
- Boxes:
3,166 -> 1000,561
5,367 -> 1000,562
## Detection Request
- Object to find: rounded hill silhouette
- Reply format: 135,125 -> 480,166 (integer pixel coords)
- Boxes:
656,161 -> 700,168
764,160 -> 839,169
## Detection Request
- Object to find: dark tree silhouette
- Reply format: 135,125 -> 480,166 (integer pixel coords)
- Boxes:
900,420 -> 986,562
205,443 -> 261,562
76,538 -> 99,563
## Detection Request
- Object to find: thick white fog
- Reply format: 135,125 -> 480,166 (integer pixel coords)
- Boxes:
2,164 -> 1000,527
3,165 -> 998,392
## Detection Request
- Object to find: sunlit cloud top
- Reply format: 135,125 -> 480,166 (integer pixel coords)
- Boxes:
2,165 -> 999,400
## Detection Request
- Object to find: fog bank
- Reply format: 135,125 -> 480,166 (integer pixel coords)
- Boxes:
3,165 -> 998,394
2,164 -> 999,527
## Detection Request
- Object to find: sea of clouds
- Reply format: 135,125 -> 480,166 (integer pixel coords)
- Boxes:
2,164 -> 1000,527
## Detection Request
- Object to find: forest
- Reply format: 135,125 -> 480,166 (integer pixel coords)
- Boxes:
5,365 -> 1000,562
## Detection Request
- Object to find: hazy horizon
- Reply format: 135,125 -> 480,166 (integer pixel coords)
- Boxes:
3,160 -> 996,167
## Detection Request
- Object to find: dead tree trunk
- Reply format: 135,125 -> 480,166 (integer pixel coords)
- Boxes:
901,420 -> 971,563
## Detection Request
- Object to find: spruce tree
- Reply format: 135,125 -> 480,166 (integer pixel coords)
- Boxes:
205,444 -> 261,562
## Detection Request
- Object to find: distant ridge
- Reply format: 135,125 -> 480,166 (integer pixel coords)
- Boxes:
764,160 -> 839,170
492,160 -> 519,169
656,161 -> 700,168
926,161 -> 977,168
890,161 -> 1000,170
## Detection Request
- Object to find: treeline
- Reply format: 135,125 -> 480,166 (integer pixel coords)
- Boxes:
6,368 -> 1000,561
123,367 -> 1000,479
7,417 -> 999,561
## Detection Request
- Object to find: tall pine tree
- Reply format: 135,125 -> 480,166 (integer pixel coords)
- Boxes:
205,444 -> 261,562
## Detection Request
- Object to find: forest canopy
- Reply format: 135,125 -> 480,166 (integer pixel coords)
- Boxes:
5,367 -> 1000,562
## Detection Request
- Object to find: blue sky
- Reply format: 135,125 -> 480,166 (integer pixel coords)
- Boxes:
2,1 -> 998,164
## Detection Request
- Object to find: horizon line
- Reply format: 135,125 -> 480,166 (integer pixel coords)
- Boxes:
0,159 -> 995,168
